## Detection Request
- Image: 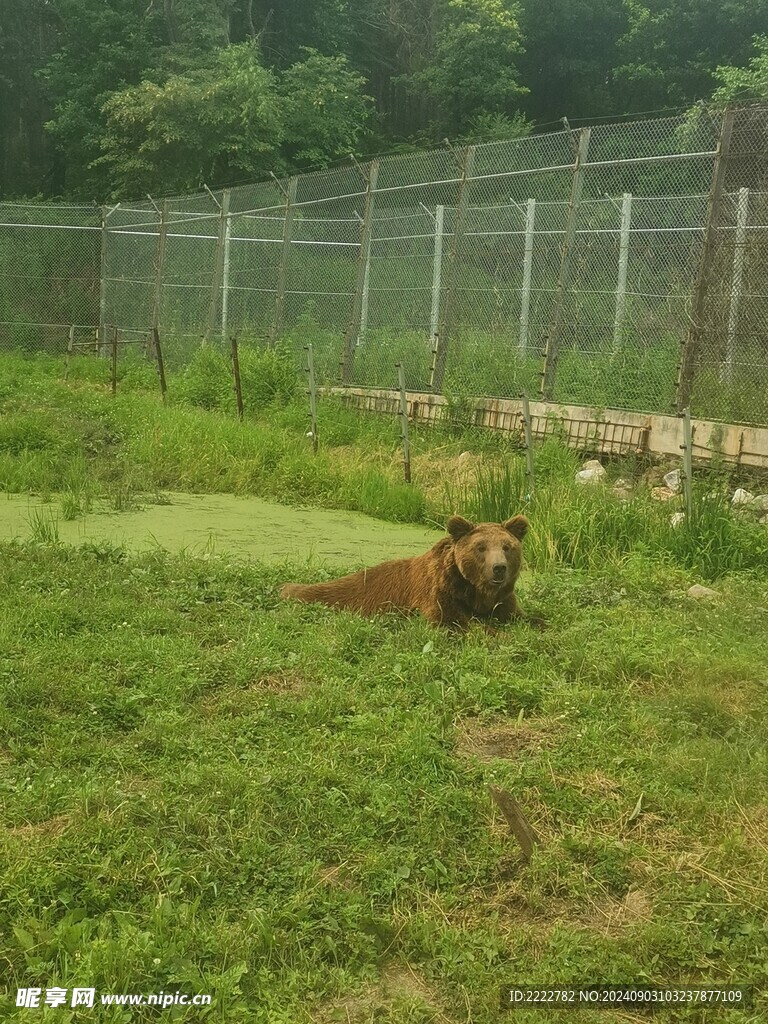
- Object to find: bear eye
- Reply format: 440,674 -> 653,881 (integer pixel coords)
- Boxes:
503,542 -> 512,552
477,543 -> 487,553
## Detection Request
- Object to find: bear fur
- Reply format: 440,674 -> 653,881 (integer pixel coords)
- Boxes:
280,514 -> 531,630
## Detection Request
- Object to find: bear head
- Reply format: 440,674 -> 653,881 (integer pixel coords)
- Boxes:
446,514 -> 528,593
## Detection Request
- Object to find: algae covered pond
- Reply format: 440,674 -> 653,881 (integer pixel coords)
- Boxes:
0,491 -> 443,565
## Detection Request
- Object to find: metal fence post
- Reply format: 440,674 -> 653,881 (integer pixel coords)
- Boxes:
612,192 -> 632,353
540,127 -> 591,401
342,159 -> 379,384
519,198 -> 536,353
99,207 -> 108,356
676,108 -> 735,413
357,227 -> 372,347
723,186 -> 750,385
204,188 -> 231,345
151,200 -> 169,336
221,202 -> 233,340
430,144 -> 476,393
429,205 -> 446,352
272,176 -> 298,343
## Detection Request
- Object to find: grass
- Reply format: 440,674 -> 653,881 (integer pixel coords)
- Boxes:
1,348 -> 768,1020
0,543 -> 767,1022
1,350 -> 768,582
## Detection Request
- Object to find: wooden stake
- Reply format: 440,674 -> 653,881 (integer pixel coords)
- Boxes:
521,393 -> 535,490
396,363 -> 412,483
111,325 -> 118,396
65,325 -> 74,380
488,786 -> 540,863
680,407 -> 693,517
230,335 -> 244,421
152,327 -> 167,403
151,200 -> 169,335
306,343 -> 318,453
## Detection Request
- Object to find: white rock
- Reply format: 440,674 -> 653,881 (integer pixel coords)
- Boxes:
663,469 -> 682,493
687,584 -> 719,600
458,451 -> 472,463
670,512 -> 686,527
732,488 -> 755,506
576,468 -> 605,485
582,459 -> 606,476
751,494 -> 768,512
760,514 -> 768,526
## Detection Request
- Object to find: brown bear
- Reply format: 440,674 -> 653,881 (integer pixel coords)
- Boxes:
280,514 -> 532,630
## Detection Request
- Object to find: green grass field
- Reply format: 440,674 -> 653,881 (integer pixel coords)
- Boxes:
1,351 -> 767,1022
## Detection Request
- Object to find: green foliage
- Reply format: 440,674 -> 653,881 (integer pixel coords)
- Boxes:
711,35 -> 768,105
95,43 -> 373,196
459,111 -> 532,144
414,0 -> 527,132
3,0 -> 768,200
278,49 -> 374,170
97,44 -> 283,196
238,344 -> 301,407
173,347 -> 233,411
611,0 -> 765,111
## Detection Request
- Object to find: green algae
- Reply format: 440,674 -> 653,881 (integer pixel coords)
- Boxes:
0,491 -> 442,565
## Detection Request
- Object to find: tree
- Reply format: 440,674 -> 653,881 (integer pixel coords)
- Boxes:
710,36 -> 768,105
96,44 -> 283,196
517,0 -> 628,123
95,44 -> 373,196
612,0 -> 767,112
278,49 -> 373,169
415,0 -> 527,134
37,0 -> 163,197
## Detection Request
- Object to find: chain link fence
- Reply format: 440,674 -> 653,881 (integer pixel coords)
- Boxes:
1,107 -> 767,425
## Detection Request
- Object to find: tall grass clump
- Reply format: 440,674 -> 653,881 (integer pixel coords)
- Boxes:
172,346 -> 232,410
238,342 -> 300,407
453,447 -> 768,580
664,488 -> 768,578
26,506 -> 60,544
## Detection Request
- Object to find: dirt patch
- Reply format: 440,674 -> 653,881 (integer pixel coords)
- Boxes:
253,672 -> 309,696
586,889 -> 654,936
316,964 -> 446,1023
199,674 -> 309,717
9,814 -> 70,840
316,864 -> 351,889
456,717 -> 558,762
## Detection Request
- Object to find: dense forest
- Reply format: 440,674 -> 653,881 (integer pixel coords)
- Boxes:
1,0 -> 766,201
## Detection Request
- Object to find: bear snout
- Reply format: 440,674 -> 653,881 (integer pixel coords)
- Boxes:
491,562 -> 507,581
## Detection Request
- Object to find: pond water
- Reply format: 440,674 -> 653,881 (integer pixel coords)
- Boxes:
0,492 -> 443,566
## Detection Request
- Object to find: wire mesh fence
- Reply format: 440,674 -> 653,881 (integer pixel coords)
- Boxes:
1,106 -> 768,426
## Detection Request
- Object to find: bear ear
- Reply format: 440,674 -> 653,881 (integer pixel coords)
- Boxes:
503,515 -> 529,540
446,515 -> 475,541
